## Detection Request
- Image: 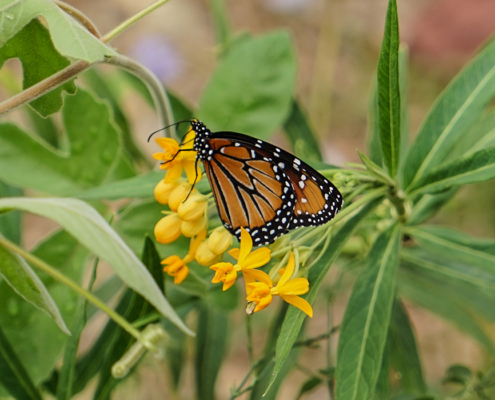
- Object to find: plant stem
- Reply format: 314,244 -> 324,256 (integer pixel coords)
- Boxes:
0,60 -> 91,115
100,0 -> 171,43
0,236 -> 143,343
106,55 -> 174,136
55,1 -> 101,38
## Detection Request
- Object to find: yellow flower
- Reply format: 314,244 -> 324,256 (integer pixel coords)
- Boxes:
154,214 -> 182,244
154,180 -> 179,205
161,230 -> 206,284
153,129 -> 201,185
208,227 -> 233,255
210,227 -> 270,291
246,252 -> 313,317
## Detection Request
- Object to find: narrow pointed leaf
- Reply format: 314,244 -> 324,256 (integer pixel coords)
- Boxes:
377,0 -> 401,177
56,264 -> 97,400
266,198 -> 383,394
407,188 -> 457,226
0,181 -> 21,244
0,197 -> 192,335
389,299 -> 426,395
283,100 -> 323,162
399,264 -> 495,353
209,0 -> 232,46
409,145 -> 495,194
367,79 -> 383,166
0,324 -> 42,400
403,36 -> 495,189
195,305 -> 228,400
407,226 -> 495,273
0,235 -> 70,335
335,223 -> 401,400
358,151 -> 395,186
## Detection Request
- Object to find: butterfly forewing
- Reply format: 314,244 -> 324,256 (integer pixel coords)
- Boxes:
204,139 -> 295,245
191,121 -> 343,246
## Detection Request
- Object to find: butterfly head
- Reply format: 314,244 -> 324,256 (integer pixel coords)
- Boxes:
191,119 -> 213,161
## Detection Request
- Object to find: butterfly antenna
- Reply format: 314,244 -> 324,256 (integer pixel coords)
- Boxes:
147,119 -> 195,142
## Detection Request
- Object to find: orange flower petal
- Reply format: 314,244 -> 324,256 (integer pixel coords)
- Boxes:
173,265 -> 189,284
183,159 -> 202,185
164,163 -> 183,181
280,294 -> 313,317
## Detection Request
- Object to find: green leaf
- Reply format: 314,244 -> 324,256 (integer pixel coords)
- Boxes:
398,45 -> 410,177
0,197 -> 192,335
0,235 -> 70,335
195,305 -> 228,400
408,145 -> 495,195
266,198 -> 383,395
0,19 -> 76,116
406,226 -> 495,274
0,230 -> 87,395
0,89 -> 122,196
335,223 -> 401,400
76,171 -> 211,201
92,237 -> 163,400
448,109 -> 495,161
398,262 -> 495,353
403,36 -> 495,190
358,151 -> 396,186
389,299 -> 427,395
407,188 -> 457,226
0,323 -> 42,400
198,31 -> 296,140
0,0 -> 116,62
0,181 -> 21,244
283,100 -> 323,162
373,341 -> 390,400
367,79 -> 383,166
56,263 -> 97,400
83,68 -> 143,167
297,377 -> 323,400
376,0 -> 401,177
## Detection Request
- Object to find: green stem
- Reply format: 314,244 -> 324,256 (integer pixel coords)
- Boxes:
105,55 -> 174,137
0,236 -> 142,342
101,0 -> 171,42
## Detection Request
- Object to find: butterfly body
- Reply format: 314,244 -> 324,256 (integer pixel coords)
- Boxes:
190,120 -> 343,245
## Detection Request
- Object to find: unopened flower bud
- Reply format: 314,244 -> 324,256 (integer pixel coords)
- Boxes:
208,227 -> 233,255
177,193 -> 207,221
196,240 -> 220,266
154,180 -> 178,205
154,213 -> 181,244
181,215 -> 207,237
168,183 -> 193,212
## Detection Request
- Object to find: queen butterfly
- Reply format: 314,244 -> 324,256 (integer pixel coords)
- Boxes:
186,120 -> 343,246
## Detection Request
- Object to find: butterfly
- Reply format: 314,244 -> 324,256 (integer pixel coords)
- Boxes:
186,120 -> 343,246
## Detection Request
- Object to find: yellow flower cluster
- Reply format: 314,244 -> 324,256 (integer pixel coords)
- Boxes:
152,128 -> 312,317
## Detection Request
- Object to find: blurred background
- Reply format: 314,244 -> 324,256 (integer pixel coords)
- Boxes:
4,0 -> 495,398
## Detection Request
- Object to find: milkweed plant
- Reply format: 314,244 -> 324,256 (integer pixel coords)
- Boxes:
0,0 -> 495,399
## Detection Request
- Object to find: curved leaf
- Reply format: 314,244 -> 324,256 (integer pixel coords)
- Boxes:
0,236 -> 70,335
0,0 -> 116,62
335,223 -> 401,400
0,197 -> 192,335
403,35 -> 495,189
